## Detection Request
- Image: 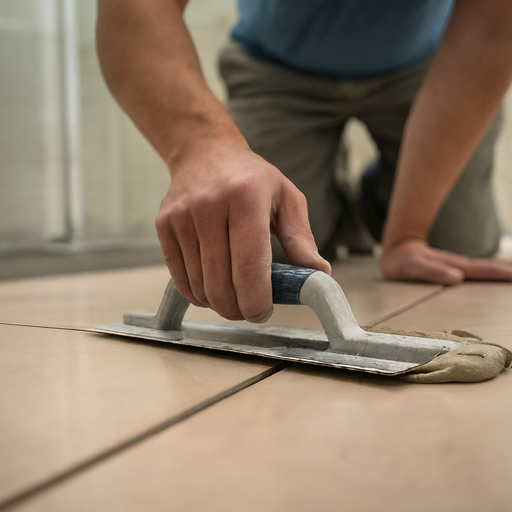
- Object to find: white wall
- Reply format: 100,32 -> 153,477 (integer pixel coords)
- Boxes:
78,1 -> 170,244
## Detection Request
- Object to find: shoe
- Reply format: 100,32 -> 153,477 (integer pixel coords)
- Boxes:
360,158 -> 388,243
335,177 -> 375,255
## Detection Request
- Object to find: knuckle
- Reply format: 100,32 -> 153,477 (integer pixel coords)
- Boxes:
168,202 -> 191,230
189,190 -> 220,214
157,200 -> 191,230
296,190 -> 308,207
226,177 -> 254,199
283,180 -> 305,202
155,212 -> 169,235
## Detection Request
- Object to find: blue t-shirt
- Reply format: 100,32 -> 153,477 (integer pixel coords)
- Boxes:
231,0 -> 454,78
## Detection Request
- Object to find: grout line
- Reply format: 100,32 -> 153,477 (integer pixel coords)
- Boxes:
0,321 -> 87,332
365,285 -> 457,328
0,362 -> 289,511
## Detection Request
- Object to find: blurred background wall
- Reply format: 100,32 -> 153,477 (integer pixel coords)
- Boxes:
0,0 -> 511,255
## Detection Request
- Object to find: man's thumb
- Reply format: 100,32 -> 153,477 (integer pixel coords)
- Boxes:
276,219 -> 331,275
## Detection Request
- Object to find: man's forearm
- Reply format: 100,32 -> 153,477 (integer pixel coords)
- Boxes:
383,0 -> 512,251
96,0 -> 246,169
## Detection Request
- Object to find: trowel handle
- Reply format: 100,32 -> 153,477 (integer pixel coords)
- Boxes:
124,263 -> 320,331
271,263 -> 317,305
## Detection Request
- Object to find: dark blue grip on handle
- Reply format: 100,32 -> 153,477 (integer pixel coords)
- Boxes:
271,263 -> 317,305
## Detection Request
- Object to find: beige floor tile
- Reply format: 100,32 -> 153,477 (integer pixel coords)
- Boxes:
0,323 -> 273,505
13,282 -> 512,512
0,257 -> 439,330
0,265 -> 169,329
378,282 -> 512,349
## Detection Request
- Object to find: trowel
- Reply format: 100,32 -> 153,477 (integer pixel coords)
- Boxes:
91,263 -> 461,375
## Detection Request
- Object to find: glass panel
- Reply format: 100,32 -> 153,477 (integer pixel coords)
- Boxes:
78,1 -> 169,243
0,0 -> 66,249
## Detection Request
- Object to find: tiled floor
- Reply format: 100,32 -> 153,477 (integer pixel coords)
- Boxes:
1,256 -> 510,512
0,324 -> 274,504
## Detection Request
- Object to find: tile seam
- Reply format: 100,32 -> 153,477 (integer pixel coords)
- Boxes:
0,321 -> 87,331
0,362 -> 289,511
366,285 -> 458,328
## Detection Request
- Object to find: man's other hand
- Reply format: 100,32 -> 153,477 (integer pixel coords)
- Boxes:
381,239 -> 512,284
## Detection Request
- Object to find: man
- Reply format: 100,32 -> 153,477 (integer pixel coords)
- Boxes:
97,0 -> 512,324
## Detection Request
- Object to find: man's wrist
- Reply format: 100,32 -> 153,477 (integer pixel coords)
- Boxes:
165,122 -> 250,176
381,221 -> 429,253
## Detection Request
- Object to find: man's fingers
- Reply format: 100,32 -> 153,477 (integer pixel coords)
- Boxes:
458,259 -> 512,281
275,187 -> 331,275
155,217 -> 205,308
406,257 -> 464,285
193,201 -> 244,321
433,249 -> 512,281
170,208 -> 210,307
229,196 -> 273,323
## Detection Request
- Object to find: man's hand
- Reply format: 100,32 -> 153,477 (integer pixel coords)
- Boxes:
382,239 -> 512,284
97,0 -> 329,323
156,139 -> 331,322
